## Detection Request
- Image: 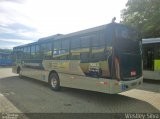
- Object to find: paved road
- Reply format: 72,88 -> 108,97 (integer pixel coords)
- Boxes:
0,68 -> 160,114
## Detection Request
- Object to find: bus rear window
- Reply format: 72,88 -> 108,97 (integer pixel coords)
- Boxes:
115,26 -> 141,54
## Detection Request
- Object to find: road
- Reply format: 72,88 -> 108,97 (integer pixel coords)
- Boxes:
0,68 -> 159,115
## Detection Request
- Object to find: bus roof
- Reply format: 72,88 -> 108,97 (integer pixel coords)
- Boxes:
14,23 -> 126,49
56,24 -> 107,39
142,38 -> 160,44
38,34 -> 63,42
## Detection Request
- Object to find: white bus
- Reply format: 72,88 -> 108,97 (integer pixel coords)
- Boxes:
12,23 -> 143,94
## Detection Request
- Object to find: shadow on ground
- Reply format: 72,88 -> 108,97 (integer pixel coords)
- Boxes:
143,78 -> 160,84
0,76 -> 159,115
136,79 -> 160,93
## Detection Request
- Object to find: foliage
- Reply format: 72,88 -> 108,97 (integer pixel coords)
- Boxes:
0,49 -> 12,53
121,0 -> 160,38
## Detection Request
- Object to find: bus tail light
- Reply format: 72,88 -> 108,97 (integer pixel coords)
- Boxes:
114,57 -> 120,80
131,70 -> 136,76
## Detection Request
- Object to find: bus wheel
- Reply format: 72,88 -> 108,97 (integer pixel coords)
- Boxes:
49,73 -> 60,91
17,67 -> 21,74
17,67 -> 22,78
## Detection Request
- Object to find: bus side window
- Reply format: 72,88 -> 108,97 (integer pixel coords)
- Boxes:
40,43 -> 52,59
13,48 -> 16,60
40,44 -> 45,59
53,40 -> 61,60
106,27 -> 113,47
31,45 -> 36,59
28,46 -> 31,59
40,44 -> 44,59
17,48 -> 23,59
17,48 -> 20,59
60,39 -> 70,60
20,48 -> 24,59
35,45 -> 40,59
45,43 -> 52,59
90,32 -> 105,62
81,36 -> 90,48
71,38 -> 81,60
80,35 -> 90,63
24,47 -> 27,59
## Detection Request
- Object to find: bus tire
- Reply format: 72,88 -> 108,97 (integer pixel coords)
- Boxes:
49,73 -> 60,91
17,67 -> 22,78
17,67 -> 21,74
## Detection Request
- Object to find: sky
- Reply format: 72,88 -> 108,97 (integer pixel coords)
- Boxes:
0,0 -> 128,49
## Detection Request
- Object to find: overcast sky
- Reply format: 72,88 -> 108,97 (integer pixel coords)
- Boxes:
0,0 -> 127,49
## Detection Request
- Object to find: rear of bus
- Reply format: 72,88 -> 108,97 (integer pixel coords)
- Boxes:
109,24 -> 143,93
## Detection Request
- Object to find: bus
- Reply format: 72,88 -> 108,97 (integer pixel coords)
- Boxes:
12,23 -> 143,94
0,52 -> 12,66
142,38 -> 160,80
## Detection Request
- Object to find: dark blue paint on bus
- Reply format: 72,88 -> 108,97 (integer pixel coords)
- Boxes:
0,52 -> 13,66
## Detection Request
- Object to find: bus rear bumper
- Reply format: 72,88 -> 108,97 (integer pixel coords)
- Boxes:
109,76 -> 143,94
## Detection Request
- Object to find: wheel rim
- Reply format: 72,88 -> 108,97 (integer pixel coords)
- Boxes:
51,77 -> 57,88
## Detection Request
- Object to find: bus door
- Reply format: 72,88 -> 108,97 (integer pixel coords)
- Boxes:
143,45 -> 154,71
146,48 -> 154,70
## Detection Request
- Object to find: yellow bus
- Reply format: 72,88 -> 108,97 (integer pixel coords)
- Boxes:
12,23 -> 143,94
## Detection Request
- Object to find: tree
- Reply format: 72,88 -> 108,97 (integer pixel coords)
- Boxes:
0,49 -> 12,53
121,0 -> 160,38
